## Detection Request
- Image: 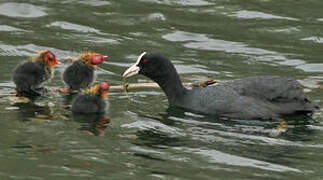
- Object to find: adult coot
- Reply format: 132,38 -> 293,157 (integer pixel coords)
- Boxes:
123,52 -> 319,120
63,52 -> 107,92
71,82 -> 109,114
13,50 -> 59,97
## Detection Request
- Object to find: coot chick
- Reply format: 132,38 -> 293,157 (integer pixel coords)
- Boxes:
71,82 -> 109,114
63,52 -> 107,92
13,50 -> 59,97
123,52 -> 319,120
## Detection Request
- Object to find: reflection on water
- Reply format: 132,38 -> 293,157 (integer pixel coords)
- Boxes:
230,10 -> 299,21
72,113 -> 110,136
0,3 -> 47,18
138,0 -> 211,6
7,99 -> 54,122
0,25 -> 27,32
174,147 -> 301,172
296,63 -> 323,72
47,21 -> 102,34
301,36 -> 323,44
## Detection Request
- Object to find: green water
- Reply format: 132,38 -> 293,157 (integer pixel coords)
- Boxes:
0,0 -> 323,179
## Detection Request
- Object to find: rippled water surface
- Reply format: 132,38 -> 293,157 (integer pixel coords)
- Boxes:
0,0 -> 323,179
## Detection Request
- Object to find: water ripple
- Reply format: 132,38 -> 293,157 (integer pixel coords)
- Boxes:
230,10 -> 299,21
0,43 -> 77,57
122,120 -> 186,137
130,146 -> 165,154
47,21 -> 101,34
162,30 -> 308,67
301,36 -> 323,44
0,25 -> 27,32
139,0 -> 211,6
174,147 -> 301,172
163,31 -> 275,55
78,0 -> 112,6
296,63 -> 323,73
0,3 -> 47,18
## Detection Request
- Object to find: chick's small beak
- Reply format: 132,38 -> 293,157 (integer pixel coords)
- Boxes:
123,64 -> 140,78
91,55 -> 106,65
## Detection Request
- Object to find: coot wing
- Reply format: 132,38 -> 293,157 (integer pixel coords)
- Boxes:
226,76 -> 307,102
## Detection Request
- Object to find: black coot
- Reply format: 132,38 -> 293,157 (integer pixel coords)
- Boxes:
63,52 -> 106,91
123,52 -> 319,120
71,82 -> 109,114
13,50 -> 59,97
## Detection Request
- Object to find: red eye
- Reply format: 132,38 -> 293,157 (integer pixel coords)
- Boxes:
48,54 -> 54,60
47,52 -> 55,61
143,59 -> 148,63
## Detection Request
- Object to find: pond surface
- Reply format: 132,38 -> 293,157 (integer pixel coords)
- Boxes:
0,0 -> 323,179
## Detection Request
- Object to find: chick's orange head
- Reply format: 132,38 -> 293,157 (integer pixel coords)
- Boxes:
99,82 -> 109,91
81,52 -> 107,66
43,51 -> 58,67
85,82 -> 109,99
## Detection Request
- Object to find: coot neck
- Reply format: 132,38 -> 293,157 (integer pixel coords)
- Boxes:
149,64 -> 187,105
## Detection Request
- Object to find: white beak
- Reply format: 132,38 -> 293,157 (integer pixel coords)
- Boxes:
122,52 -> 146,78
122,64 -> 140,78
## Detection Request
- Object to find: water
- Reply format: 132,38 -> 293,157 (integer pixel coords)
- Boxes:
0,0 -> 323,179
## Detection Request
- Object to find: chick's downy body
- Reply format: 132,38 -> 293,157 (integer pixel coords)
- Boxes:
63,61 -> 95,90
13,50 -> 58,96
71,82 -> 109,114
63,52 -> 106,91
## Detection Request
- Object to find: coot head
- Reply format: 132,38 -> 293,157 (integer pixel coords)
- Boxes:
80,52 -> 107,67
33,50 -> 59,68
123,52 -> 176,82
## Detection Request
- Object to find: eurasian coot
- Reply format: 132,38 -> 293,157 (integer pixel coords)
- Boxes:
13,50 -> 59,97
71,82 -> 109,114
63,52 -> 107,91
123,52 -> 319,120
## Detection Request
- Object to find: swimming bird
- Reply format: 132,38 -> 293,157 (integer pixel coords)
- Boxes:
63,52 -> 107,92
71,82 -> 109,114
13,50 -> 59,97
123,52 -> 319,120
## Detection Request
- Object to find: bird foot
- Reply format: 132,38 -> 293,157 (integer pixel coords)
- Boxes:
57,88 -> 70,94
192,79 -> 217,87
61,56 -> 78,63
57,88 -> 79,94
123,83 -> 129,92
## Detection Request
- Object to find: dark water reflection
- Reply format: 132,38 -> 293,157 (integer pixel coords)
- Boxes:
0,0 -> 323,179
72,113 -> 110,136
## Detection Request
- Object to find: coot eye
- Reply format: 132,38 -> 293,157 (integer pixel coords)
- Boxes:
47,53 -> 54,61
143,59 -> 148,63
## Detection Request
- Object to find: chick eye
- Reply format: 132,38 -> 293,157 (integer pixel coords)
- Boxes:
47,53 -> 54,61
48,56 -> 53,60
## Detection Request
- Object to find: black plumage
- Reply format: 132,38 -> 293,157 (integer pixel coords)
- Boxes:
123,52 -> 319,120
13,50 -> 58,97
63,52 -> 106,91
63,61 -> 95,91
71,82 -> 109,114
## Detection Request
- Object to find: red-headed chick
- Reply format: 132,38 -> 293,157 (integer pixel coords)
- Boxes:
13,50 -> 58,97
63,52 -> 107,92
71,82 -> 109,114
